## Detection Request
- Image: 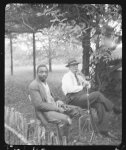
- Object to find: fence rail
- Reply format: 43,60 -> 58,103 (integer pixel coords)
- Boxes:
5,123 -> 32,145
4,106 -> 66,145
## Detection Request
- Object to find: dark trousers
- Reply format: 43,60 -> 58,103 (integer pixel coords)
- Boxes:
66,89 -> 114,131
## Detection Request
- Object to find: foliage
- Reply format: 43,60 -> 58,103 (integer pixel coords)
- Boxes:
5,4 -> 122,93
5,30 -> 82,67
85,5 -> 122,95
90,43 -> 122,99
5,4 -> 83,71
90,25 -> 122,95
5,4 -> 53,32
57,4 -> 122,76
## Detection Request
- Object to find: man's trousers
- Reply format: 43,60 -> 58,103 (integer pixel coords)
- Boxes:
66,89 -> 114,131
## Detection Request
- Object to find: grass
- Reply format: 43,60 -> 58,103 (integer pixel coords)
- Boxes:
5,66 -> 67,119
5,66 -> 122,145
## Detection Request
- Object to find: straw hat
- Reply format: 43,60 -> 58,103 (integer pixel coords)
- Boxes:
65,58 -> 79,67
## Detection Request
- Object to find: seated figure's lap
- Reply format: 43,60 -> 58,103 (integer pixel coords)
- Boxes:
44,111 -> 69,123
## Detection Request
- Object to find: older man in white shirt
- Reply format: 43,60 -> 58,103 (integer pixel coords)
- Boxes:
62,58 -> 121,137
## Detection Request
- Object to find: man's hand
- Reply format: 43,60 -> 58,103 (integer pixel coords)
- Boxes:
84,81 -> 91,89
61,104 -> 70,111
56,100 -> 64,107
57,107 -> 65,113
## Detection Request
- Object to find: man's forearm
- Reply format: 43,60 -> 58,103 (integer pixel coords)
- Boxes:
68,85 -> 83,93
38,102 -> 59,112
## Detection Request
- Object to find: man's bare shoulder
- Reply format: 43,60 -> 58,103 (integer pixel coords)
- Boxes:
29,79 -> 39,89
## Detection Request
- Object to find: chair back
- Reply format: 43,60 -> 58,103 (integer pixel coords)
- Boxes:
28,95 -> 64,145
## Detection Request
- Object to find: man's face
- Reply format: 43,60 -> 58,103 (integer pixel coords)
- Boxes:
37,67 -> 48,82
69,64 -> 78,74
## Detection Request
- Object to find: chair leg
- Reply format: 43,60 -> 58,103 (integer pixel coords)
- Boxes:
56,124 -> 63,145
56,123 -> 71,145
79,115 -> 88,138
87,118 -> 95,143
90,109 -> 99,134
62,136 -> 67,145
79,113 -> 98,144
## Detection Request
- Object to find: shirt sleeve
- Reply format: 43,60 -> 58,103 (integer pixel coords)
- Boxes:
62,75 -> 83,94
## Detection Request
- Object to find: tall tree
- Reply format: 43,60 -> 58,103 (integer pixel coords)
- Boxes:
57,4 -> 121,76
5,4 -> 121,78
5,4 -> 68,73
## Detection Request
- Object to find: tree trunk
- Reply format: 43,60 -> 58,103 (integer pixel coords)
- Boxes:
10,33 -> 13,75
48,36 -> 52,72
82,28 -> 91,76
49,58 -> 52,72
95,33 -> 102,91
33,32 -> 36,79
95,34 -> 100,87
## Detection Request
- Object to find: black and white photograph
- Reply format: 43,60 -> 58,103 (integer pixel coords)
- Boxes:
5,4 -> 122,146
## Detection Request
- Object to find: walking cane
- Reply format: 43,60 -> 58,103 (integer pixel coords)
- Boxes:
86,86 -> 94,143
86,86 -> 99,143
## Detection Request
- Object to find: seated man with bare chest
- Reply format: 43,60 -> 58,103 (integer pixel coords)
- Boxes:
29,64 -> 80,142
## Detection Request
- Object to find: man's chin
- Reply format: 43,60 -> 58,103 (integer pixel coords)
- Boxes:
39,78 -> 46,82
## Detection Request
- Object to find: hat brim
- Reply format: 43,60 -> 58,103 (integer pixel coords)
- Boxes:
65,62 -> 79,67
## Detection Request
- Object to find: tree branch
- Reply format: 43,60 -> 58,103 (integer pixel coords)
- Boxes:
74,4 -> 81,21
21,14 -> 34,31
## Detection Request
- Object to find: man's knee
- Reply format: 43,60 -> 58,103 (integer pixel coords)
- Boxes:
95,91 -> 101,96
67,117 -> 72,125
64,115 -> 72,125
91,91 -> 101,99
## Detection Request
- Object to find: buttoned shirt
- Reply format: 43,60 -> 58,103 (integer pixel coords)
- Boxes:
62,71 -> 90,95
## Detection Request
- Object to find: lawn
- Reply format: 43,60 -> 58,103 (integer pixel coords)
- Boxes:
5,66 -> 122,145
5,66 -> 67,119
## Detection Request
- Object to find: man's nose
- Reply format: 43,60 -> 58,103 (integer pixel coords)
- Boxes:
43,72 -> 46,76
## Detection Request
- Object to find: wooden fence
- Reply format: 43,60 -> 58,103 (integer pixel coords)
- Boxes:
4,106 -> 67,145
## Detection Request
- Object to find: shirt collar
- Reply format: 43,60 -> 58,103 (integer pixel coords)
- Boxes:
69,70 -> 75,76
41,81 -> 47,86
36,76 -> 47,84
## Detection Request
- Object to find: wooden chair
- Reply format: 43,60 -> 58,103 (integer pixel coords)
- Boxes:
78,88 -> 99,144
28,95 -> 67,145
78,108 -> 98,143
